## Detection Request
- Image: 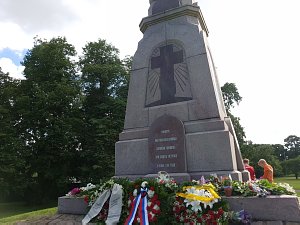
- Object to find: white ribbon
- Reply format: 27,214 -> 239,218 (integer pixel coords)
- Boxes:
106,184 -> 123,225
82,184 -> 123,225
82,189 -> 111,225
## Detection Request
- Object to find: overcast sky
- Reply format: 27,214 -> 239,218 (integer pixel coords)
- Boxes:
0,0 -> 299,145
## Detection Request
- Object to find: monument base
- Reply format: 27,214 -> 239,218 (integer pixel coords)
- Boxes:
115,170 -> 249,183
58,196 -> 88,215
57,195 -> 300,223
223,195 -> 300,222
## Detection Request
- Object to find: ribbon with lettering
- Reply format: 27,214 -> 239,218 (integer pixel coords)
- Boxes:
82,183 -> 123,225
124,186 -> 149,225
106,184 -> 123,225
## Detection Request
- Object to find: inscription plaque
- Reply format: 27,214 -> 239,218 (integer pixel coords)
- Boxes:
149,115 -> 187,173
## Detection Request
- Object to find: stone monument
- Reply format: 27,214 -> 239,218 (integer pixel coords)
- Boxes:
115,0 -> 250,181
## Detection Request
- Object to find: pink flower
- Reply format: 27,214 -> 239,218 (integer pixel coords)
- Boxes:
70,188 -> 81,195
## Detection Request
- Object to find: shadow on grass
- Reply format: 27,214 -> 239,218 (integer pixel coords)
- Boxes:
0,207 -> 57,225
0,201 -> 57,219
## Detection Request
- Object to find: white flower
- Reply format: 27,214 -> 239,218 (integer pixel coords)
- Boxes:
147,189 -> 155,198
86,183 -> 96,191
141,181 -> 148,188
186,200 -> 202,212
153,204 -> 160,210
133,189 -> 138,197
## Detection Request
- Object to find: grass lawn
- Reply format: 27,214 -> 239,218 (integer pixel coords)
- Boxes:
0,207 -> 57,225
274,176 -> 300,197
0,201 -> 57,219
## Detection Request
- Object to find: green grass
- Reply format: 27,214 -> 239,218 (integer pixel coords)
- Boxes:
0,201 -> 57,219
0,207 -> 57,225
274,176 -> 300,197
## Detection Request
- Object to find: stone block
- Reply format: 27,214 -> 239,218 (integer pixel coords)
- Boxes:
132,25 -> 166,70
58,197 -> 88,215
149,101 -> 189,124
266,222 -> 283,225
224,195 -> 300,222
119,127 -> 149,141
186,56 -> 224,120
124,68 -> 149,129
184,118 -> 226,134
166,19 -> 206,58
251,222 -> 265,225
186,130 -> 237,172
115,139 -> 150,175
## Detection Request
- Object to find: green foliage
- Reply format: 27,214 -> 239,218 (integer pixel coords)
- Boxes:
257,179 -> 296,195
78,39 -> 129,181
221,83 -> 242,113
14,37 -> 82,203
231,181 -> 256,197
281,156 -> 300,179
284,135 -> 300,159
0,68 -> 27,201
0,37 -> 130,204
228,112 -> 246,146
221,83 -> 246,145
272,144 -> 287,162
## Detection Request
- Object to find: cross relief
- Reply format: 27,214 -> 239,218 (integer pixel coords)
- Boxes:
145,43 -> 192,107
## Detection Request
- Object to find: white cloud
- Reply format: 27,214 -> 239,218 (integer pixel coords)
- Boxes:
0,58 -> 25,79
0,0 -> 78,32
0,22 -> 33,51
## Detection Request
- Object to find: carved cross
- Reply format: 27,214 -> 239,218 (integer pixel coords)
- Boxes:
151,44 -> 183,104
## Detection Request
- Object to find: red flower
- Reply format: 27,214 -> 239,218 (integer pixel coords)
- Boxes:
150,186 -> 155,191
155,200 -> 161,206
152,194 -> 158,201
197,217 -> 203,223
84,195 -> 89,203
152,209 -> 161,215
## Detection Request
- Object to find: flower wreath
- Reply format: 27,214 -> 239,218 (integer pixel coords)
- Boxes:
174,183 -> 227,224
126,181 -> 161,224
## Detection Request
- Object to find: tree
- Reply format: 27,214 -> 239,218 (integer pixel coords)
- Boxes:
15,37 -> 82,203
221,83 -> 246,145
282,156 -> 300,179
0,68 -> 26,201
273,144 -> 287,161
221,82 -> 242,113
78,39 -> 129,182
284,135 -> 300,159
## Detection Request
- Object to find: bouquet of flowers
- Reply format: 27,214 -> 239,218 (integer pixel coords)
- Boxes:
174,183 -> 229,224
